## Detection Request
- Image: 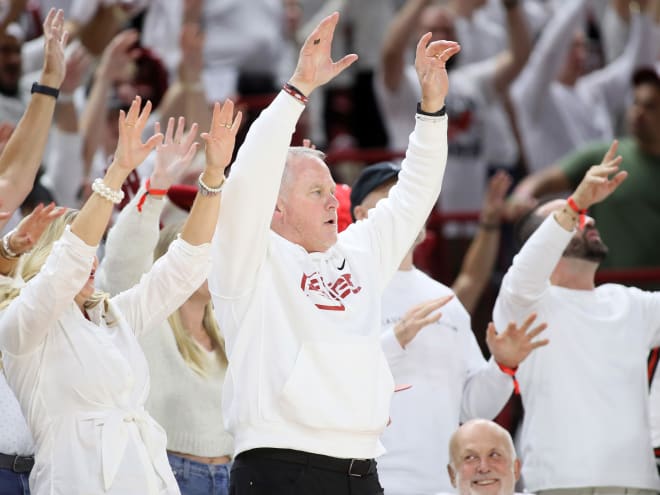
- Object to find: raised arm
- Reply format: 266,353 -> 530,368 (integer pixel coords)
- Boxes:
156,23 -> 212,134
0,97 -> 162,356
452,171 -> 511,314
511,0 -> 586,119
381,0 -> 430,92
0,9 -> 67,232
79,29 -> 140,180
97,117 -> 200,296
580,2 -> 658,118
490,0 -> 532,94
113,100 -> 241,336
211,12 -> 357,296
342,35 -> 460,287
40,46 -> 92,208
500,142 -> 627,306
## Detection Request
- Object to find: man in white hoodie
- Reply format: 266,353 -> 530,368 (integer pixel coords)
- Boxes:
209,11 -> 460,495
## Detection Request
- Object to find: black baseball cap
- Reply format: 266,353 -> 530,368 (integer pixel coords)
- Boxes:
350,162 -> 401,220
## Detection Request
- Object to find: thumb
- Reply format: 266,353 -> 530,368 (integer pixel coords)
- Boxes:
333,54 -> 358,76
486,322 -> 497,345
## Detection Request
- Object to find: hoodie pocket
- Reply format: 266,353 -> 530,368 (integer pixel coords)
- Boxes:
279,337 -> 394,433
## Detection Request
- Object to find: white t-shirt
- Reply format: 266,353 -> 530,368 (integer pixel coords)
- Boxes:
377,268 -> 512,495
494,216 -> 660,491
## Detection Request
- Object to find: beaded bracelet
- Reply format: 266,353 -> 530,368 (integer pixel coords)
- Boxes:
198,173 -> 225,196
91,178 -> 125,204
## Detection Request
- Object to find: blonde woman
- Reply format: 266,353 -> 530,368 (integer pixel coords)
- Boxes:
0,94 -> 241,495
97,116 -> 233,495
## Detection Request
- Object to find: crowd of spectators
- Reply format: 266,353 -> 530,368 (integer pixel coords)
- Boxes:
0,0 -> 658,494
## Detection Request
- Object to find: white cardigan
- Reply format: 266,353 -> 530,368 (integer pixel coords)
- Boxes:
0,227 -> 211,495
97,190 -> 233,458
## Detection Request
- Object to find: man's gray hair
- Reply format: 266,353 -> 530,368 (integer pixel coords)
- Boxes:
279,146 -> 328,196
448,419 -> 517,468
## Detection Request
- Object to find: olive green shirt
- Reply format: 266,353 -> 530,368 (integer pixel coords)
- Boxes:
560,138 -> 660,269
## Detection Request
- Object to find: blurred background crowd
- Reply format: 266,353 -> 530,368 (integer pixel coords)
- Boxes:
0,0 -> 658,482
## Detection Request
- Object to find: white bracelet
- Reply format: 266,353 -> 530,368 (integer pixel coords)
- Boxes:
91,178 -> 125,204
1,229 -> 20,259
197,173 -> 225,196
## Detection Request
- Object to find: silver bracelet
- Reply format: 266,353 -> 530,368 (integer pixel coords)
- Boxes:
197,173 -> 225,196
91,178 -> 125,204
1,229 -> 20,259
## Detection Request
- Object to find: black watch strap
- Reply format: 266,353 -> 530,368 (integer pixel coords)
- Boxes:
31,82 -> 59,99
416,102 -> 446,117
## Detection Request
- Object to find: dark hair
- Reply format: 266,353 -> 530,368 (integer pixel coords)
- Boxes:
132,48 -> 169,109
513,208 -> 544,252
632,67 -> 660,89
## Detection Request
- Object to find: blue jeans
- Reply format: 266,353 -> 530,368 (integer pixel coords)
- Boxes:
168,452 -> 230,495
0,468 -> 30,495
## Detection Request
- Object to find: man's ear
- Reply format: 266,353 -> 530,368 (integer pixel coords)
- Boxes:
353,204 -> 368,221
273,198 -> 285,220
447,464 -> 457,488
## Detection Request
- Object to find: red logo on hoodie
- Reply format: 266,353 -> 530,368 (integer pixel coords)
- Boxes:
300,272 -> 362,311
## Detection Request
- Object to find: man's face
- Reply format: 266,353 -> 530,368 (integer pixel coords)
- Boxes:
562,222 -> 608,262
275,154 -> 338,253
448,423 -> 520,495
559,31 -> 587,81
537,199 -> 608,263
628,83 -> 660,146
0,33 -> 22,96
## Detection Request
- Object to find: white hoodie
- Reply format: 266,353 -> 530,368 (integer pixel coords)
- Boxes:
210,91 -> 449,459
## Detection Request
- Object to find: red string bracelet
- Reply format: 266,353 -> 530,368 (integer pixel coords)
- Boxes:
497,362 -> 520,395
136,178 -> 168,212
566,196 -> 587,230
282,82 -> 309,105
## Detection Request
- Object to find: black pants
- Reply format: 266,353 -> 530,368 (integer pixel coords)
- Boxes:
229,448 -> 384,495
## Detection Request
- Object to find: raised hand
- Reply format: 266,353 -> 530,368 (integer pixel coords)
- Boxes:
179,23 -> 204,84
394,295 -> 453,348
114,96 -> 164,173
481,170 -> 512,226
97,29 -> 140,83
414,33 -> 460,112
200,100 -> 242,177
288,12 -> 358,97
151,117 -> 199,190
486,313 -> 549,369
7,203 -> 66,255
41,8 -> 69,88
571,140 -> 627,210
60,44 -> 92,95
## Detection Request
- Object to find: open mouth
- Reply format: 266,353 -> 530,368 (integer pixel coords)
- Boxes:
472,479 -> 498,487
